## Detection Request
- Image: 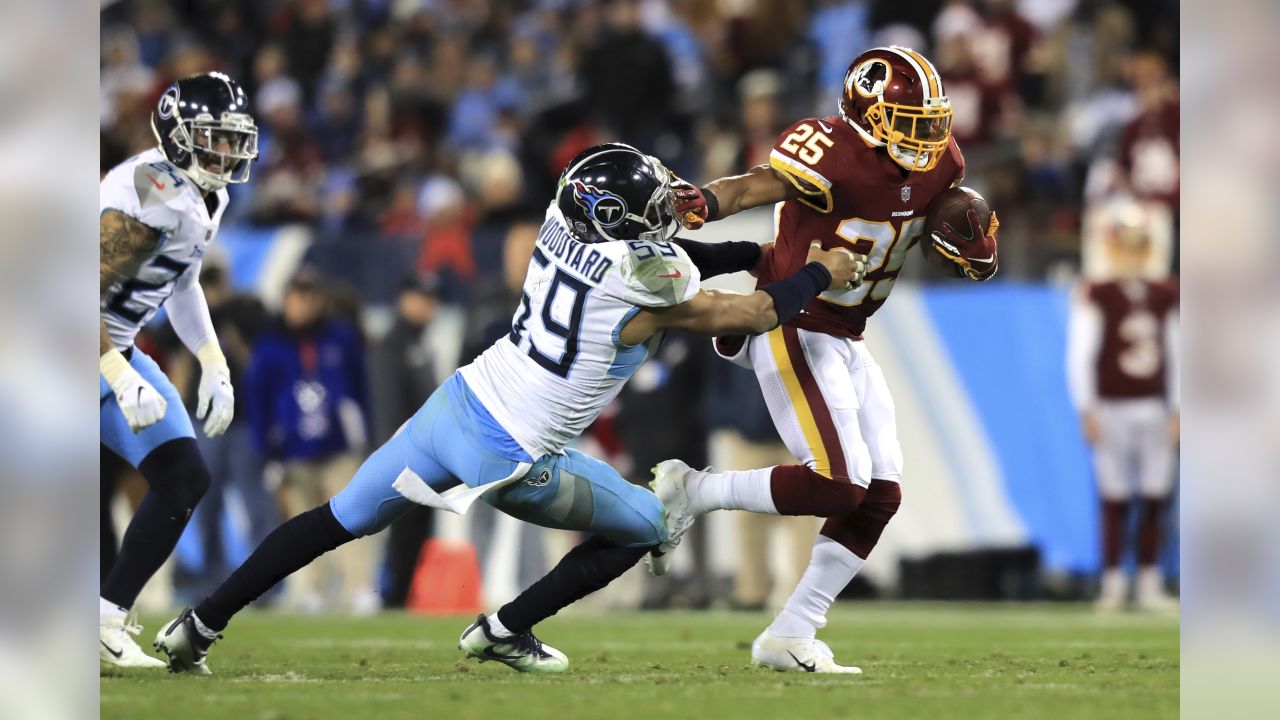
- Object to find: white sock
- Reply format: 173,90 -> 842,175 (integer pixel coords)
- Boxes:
768,536 -> 863,639
190,611 -> 220,640
487,613 -> 515,639
688,467 -> 777,515
100,597 -> 127,624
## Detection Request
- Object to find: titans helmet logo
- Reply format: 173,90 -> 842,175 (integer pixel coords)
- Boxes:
851,59 -> 892,99
158,85 -> 180,119
572,181 -> 628,228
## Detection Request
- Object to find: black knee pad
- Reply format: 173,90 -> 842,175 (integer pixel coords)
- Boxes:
138,438 -> 212,517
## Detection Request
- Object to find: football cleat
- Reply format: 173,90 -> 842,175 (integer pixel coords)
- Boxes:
100,613 -> 166,669
750,630 -> 863,674
154,608 -> 220,675
458,614 -> 568,673
1134,569 -> 1179,614
1094,568 -> 1127,613
646,459 -> 705,576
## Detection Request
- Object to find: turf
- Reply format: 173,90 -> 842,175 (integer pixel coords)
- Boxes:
101,603 -> 1177,720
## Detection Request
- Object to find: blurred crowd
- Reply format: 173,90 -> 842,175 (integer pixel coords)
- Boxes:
101,0 -> 1179,284
99,0 -> 1180,611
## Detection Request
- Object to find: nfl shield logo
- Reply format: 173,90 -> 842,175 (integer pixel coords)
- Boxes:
900,186 -> 912,202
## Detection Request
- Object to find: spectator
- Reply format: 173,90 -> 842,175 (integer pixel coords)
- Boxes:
702,359 -> 818,612
166,262 -> 276,599
369,277 -> 442,608
578,0 -> 675,147
704,69 -> 785,181
1117,50 -> 1178,211
245,270 -> 377,614
615,333 -> 714,609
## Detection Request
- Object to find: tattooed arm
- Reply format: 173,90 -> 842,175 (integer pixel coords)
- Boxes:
99,209 -> 169,431
99,209 -> 161,354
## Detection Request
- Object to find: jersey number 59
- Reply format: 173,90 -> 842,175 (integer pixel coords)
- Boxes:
509,252 -> 590,378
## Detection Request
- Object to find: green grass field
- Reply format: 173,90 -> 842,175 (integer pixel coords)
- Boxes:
101,603 -> 1177,720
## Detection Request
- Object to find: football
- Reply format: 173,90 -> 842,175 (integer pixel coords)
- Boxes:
920,186 -> 992,278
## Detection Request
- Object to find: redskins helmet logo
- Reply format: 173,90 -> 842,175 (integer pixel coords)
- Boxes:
850,59 -> 892,99
157,86 -> 180,120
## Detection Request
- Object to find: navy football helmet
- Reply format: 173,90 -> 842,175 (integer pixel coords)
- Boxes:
556,143 -> 678,244
151,72 -> 259,192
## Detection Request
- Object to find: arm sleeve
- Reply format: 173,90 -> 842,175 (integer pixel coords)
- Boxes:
165,261 -> 220,359
1066,289 -> 1102,412
761,262 -> 832,327
671,238 -> 762,279
1165,311 -> 1179,409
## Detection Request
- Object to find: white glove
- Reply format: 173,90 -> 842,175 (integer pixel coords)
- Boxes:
196,343 -> 234,437
101,349 -> 167,433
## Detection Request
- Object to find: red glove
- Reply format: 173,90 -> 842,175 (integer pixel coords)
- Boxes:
930,209 -> 1000,281
671,176 -> 710,230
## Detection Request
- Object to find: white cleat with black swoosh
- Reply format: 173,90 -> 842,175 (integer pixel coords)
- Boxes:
458,614 -> 568,673
100,613 -> 166,669
750,630 -> 862,674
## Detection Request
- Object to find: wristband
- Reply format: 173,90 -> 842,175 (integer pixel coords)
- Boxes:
701,187 -> 721,222
196,340 -> 228,370
761,262 -> 832,327
672,238 -> 761,279
100,348 -> 138,392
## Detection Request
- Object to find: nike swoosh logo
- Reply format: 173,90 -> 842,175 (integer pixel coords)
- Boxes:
101,640 -> 123,659
481,646 -> 525,662
150,176 -> 166,190
969,254 -> 995,263
660,270 -> 682,279
817,121 -> 833,133
788,650 -> 816,672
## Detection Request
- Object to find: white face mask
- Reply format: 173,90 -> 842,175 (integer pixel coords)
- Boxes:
174,115 -> 259,191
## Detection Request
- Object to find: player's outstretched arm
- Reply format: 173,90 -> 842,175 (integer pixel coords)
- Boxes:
672,165 -> 800,229
620,243 -> 864,343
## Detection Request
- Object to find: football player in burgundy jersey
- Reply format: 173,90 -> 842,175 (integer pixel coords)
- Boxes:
650,46 -> 1001,673
1068,205 -> 1179,612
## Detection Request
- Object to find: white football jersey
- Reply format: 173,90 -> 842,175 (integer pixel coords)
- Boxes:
100,148 -> 229,351
461,204 -> 701,458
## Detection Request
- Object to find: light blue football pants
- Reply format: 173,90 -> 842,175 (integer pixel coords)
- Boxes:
100,347 -> 195,467
329,373 -> 666,548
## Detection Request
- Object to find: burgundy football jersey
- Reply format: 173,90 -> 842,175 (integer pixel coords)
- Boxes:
1087,278 -> 1179,399
757,115 -> 965,339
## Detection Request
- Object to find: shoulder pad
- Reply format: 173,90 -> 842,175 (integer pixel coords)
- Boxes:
125,162 -> 189,232
616,241 -> 701,308
770,118 -> 837,214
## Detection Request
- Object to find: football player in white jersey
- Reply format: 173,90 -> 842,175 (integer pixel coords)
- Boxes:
99,73 -> 257,668
155,144 -> 865,675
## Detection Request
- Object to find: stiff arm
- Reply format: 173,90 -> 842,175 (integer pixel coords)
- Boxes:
704,164 -> 802,219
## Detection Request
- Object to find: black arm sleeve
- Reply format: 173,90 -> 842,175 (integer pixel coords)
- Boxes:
672,238 -> 763,279
760,262 -> 832,328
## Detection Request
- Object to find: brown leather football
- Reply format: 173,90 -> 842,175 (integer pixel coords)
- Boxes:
920,186 -> 991,277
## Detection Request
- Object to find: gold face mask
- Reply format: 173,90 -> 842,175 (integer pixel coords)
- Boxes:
864,98 -> 953,172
